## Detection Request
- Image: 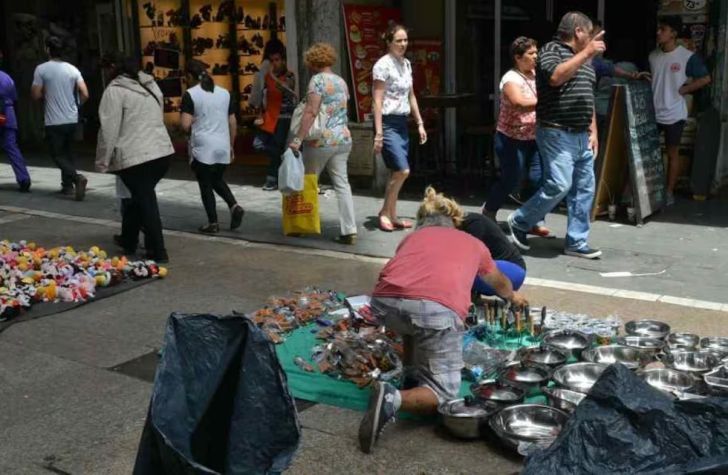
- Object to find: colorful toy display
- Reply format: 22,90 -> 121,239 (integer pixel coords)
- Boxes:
0,240 -> 168,320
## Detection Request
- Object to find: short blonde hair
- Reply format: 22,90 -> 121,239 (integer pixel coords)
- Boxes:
416,186 -> 465,227
304,43 -> 337,69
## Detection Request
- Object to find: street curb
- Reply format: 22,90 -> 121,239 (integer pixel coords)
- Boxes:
3,205 -> 727,313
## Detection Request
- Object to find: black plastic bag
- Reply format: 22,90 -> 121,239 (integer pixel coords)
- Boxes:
523,364 -> 728,475
134,313 -> 301,475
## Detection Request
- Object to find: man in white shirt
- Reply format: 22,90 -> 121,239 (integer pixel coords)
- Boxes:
648,16 -> 711,206
31,36 -> 90,200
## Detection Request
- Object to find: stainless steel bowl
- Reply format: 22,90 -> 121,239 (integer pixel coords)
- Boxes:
499,362 -> 551,392
438,398 -> 496,439
625,319 -> 671,340
520,347 -> 568,368
659,349 -> 720,374
552,362 -> 609,394
704,366 -> 728,396
637,368 -> 694,396
666,332 -> 700,350
543,330 -> 592,359
489,404 -> 569,448
542,386 -> 587,413
701,337 -> 728,355
616,336 -> 665,354
470,381 -> 525,404
581,345 -> 652,370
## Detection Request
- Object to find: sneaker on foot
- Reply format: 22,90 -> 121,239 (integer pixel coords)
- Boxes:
666,193 -> 675,207
565,246 -> 602,259
59,186 -> 74,196
506,213 -> 530,251
262,176 -> 278,191
18,180 -> 31,192
74,174 -> 88,201
230,205 -> 245,230
358,382 -> 398,454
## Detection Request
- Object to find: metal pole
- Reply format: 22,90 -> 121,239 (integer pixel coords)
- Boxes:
493,0 -> 501,122
598,0 -> 605,25
444,0 -> 457,172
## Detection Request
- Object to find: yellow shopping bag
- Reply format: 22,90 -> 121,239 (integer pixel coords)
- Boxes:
282,174 -> 321,235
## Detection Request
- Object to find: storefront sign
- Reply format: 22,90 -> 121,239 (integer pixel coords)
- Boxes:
342,4 -> 401,122
594,84 -> 667,224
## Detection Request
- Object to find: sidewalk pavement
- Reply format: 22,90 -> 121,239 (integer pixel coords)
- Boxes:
2,153 -> 728,307
1,211 -> 727,474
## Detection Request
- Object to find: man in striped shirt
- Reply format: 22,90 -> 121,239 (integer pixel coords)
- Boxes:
507,11 -> 605,259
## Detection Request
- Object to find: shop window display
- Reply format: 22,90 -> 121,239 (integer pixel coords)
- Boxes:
138,1 -> 186,125
235,0 -> 286,119
135,1 -> 286,135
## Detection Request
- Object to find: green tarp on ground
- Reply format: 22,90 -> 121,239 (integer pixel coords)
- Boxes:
276,324 -> 547,412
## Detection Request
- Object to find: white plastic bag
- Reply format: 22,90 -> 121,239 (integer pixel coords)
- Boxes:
278,148 -> 304,194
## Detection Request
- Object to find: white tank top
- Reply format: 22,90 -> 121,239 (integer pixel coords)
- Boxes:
188,84 -> 231,165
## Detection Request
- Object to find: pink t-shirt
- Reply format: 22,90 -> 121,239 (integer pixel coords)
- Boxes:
496,69 -> 537,141
372,226 -> 496,319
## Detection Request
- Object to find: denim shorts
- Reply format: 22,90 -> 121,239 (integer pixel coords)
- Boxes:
371,296 -> 464,402
381,115 -> 410,171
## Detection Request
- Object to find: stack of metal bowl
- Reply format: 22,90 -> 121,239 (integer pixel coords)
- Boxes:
542,329 -> 592,359
552,362 -> 609,394
489,404 -> 569,451
625,320 -> 671,340
581,344 -> 653,370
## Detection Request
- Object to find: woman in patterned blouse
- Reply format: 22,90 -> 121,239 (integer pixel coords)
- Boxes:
289,43 -> 357,245
372,24 -> 427,232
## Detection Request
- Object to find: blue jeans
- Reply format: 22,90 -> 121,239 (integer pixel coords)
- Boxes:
473,260 -> 526,296
511,127 -> 595,251
485,132 -> 542,213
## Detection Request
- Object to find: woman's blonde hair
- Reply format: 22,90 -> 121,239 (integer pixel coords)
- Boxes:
304,42 -> 337,69
416,186 -> 465,228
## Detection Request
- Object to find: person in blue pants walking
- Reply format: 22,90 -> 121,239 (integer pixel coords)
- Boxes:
0,69 -> 31,192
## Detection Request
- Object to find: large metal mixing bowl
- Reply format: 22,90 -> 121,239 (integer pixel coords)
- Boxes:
659,349 -> 720,374
701,337 -> 728,356
666,332 -> 700,351
437,398 -> 497,439
520,347 -> 568,368
470,381 -> 525,404
637,368 -> 695,396
542,386 -> 587,413
542,330 -> 591,359
581,345 -> 652,370
552,362 -> 609,394
625,319 -> 671,340
489,404 -> 569,449
704,366 -> 728,396
616,336 -> 664,354
499,362 -> 551,392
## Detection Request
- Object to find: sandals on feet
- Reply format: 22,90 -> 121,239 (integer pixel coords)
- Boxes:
378,215 -> 394,232
392,219 -> 413,229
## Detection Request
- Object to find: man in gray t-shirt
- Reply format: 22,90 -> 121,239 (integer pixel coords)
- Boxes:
31,36 -> 90,200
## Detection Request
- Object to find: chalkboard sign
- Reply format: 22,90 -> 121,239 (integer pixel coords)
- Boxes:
623,82 -> 666,223
593,83 -> 666,225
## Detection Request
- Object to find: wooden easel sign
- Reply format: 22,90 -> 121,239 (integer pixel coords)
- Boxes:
593,83 -> 666,225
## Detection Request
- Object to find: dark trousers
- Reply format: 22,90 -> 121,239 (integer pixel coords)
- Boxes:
485,132 -> 543,213
264,117 -> 291,179
192,161 -> 237,223
117,155 -> 171,258
46,124 -> 78,188
1,128 -> 30,184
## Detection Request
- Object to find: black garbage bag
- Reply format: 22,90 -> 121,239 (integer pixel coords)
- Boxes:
133,313 -> 301,475
523,364 -> 728,475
